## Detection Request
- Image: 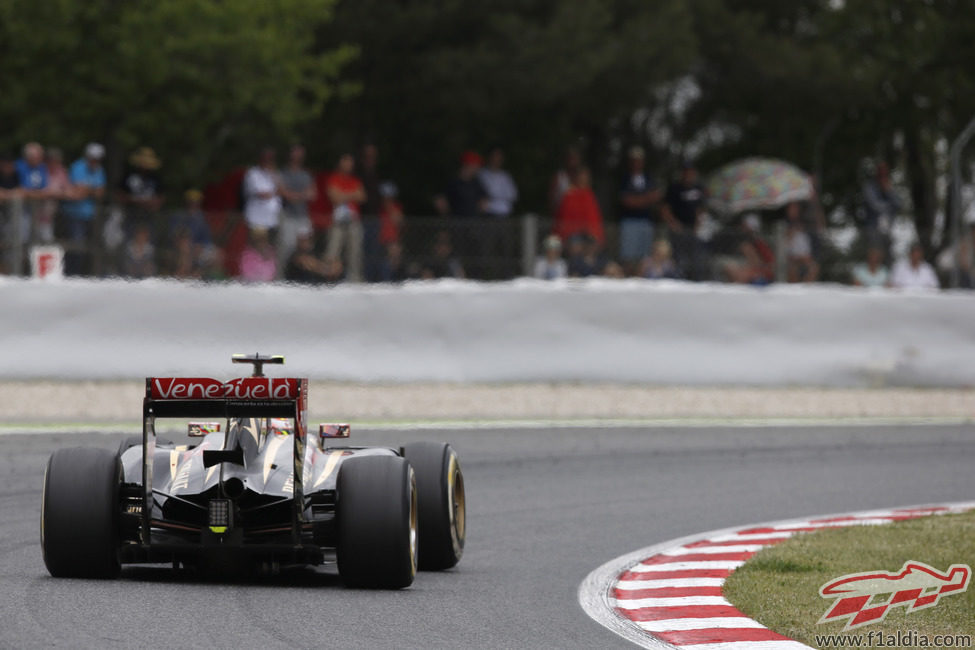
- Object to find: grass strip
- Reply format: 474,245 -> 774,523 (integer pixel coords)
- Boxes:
723,511 -> 975,648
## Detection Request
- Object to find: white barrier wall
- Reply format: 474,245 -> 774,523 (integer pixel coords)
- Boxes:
4,277 -> 974,386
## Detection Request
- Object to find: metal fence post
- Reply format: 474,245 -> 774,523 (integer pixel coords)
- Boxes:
521,213 -> 537,278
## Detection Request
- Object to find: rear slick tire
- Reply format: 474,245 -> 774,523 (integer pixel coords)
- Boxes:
336,455 -> 417,589
41,447 -> 121,578
402,442 -> 465,570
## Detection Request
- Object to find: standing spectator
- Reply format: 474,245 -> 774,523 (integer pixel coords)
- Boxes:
478,146 -> 519,278
618,145 -> 660,273
357,144 -> 383,281
13,142 -> 48,250
325,153 -> 366,282
378,182 -> 404,248
277,144 -> 316,275
118,146 -> 164,236
239,229 -> 278,283
660,161 -> 707,279
860,159 -> 901,251
121,223 -> 157,278
851,245 -> 890,288
435,151 -> 487,275
479,147 -> 518,217
62,143 -> 106,275
376,181 -> 406,282
437,151 -> 487,218
549,146 -> 583,215
15,142 -> 48,195
639,239 -> 680,280
533,234 -> 568,280
243,147 -> 282,236
40,147 -> 71,243
554,167 -> 604,245
890,242 -> 938,290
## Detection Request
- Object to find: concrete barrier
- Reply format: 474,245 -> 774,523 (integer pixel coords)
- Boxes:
4,277 -> 973,386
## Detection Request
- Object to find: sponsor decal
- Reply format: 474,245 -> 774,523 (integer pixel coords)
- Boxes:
148,377 -> 299,400
818,560 -> 971,630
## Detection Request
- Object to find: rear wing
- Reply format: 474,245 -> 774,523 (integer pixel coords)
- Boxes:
145,377 -> 303,418
140,376 -> 308,544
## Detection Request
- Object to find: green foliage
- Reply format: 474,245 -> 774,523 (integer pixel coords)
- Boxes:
0,0 -> 353,187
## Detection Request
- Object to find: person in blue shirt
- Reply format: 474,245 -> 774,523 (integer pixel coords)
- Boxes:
62,143 -> 106,275
14,142 -> 51,245
15,142 -> 48,194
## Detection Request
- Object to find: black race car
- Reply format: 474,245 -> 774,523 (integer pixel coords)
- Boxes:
41,354 -> 465,588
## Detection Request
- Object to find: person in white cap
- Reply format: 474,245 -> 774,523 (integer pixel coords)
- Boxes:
62,143 -> 106,274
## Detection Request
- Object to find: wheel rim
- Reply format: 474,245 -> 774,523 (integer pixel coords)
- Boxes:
451,462 -> 466,546
409,471 -> 418,575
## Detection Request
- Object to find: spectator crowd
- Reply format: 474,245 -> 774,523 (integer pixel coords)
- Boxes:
0,139 -> 955,291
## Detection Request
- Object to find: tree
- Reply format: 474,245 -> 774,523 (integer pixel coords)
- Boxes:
670,0 -> 975,258
0,0 -> 355,188
319,0 -> 697,213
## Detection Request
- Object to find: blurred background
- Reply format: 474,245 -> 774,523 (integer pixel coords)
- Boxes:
3,0 -> 975,290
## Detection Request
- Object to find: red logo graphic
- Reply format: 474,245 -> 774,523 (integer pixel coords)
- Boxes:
818,561 -> 970,630
149,377 -> 299,400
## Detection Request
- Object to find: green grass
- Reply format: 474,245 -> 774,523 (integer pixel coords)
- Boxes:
723,511 -> 975,648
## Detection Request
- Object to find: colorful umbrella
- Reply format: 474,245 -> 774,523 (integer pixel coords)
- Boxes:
706,157 -> 813,216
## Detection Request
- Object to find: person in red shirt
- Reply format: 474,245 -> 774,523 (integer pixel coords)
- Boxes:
325,153 -> 366,282
378,182 -> 403,247
554,167 -> 605,246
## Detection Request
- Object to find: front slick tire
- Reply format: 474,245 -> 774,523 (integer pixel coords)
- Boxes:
337,455 -> 417,589
41,447 -> 121,578
402,442 -> 465,570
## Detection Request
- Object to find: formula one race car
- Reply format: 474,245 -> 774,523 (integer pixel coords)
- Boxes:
41,354 -> 465,588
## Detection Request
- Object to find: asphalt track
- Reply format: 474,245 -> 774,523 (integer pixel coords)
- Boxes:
1,424 -> 974,649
